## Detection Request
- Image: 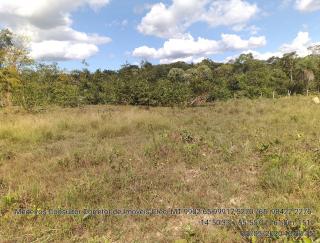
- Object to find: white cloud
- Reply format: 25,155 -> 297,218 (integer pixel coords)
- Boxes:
280,31 -> 311,56
30,41 -> 99,61
203,0 -> 258,27
232,25 -> 260,35
133,34 -> 266,63
226,31 -> 316,61
0,0 -> 111,61
159,56 -> 206,64
221,34 -> 266,49
295,0 -> 320,11
138,0 -> 259,38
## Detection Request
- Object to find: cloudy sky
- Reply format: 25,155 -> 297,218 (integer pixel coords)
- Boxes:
0,0 -> 320,70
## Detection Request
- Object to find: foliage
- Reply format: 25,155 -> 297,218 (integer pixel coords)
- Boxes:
2,29 -> 320,109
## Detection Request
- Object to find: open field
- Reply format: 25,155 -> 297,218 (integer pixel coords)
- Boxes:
0,96 -> 319,242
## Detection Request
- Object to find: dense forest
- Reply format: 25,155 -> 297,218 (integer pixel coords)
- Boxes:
1,29 -> 320,110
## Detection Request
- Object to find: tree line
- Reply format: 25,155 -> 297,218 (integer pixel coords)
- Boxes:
1,29 -> 320,110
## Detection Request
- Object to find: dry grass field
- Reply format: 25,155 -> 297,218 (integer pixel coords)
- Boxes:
0,96 -> 319,242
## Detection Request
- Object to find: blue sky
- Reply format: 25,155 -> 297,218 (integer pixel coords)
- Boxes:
1,0 -> 320,71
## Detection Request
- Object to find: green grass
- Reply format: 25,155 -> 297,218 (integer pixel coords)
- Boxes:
0,96 -> 319,242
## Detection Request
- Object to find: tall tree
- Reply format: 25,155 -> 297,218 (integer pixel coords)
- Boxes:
0,29 -> 32,107
280,52 -> 297,93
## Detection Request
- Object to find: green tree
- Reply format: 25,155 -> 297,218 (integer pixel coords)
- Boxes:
0,29 -> 32,107
280,52 -> 297,93
168,68 -> 185,82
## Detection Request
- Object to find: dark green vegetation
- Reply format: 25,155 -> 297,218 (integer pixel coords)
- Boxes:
1,29 -> 320,109
0,97 -> 319,242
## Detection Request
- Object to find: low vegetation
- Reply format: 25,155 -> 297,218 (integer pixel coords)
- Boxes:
0,96 -> 319,242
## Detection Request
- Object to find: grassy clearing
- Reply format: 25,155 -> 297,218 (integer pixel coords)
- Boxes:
0,97 -> 319,242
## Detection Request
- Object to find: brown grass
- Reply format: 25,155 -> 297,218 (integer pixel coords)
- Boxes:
0,97 -> 319,242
